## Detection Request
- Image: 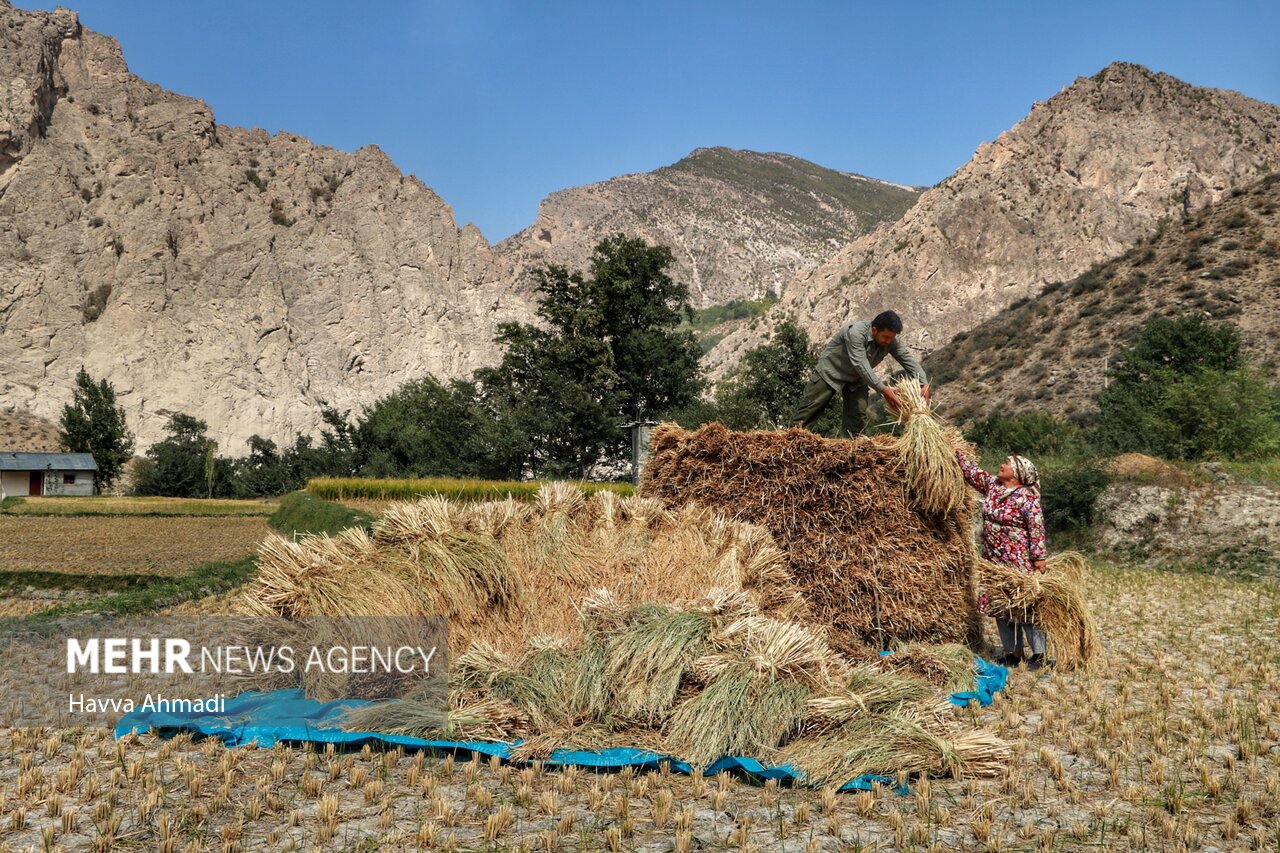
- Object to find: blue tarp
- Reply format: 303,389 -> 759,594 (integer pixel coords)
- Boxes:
114,657 -> 1006,793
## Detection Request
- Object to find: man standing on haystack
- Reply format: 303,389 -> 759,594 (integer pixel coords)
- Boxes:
791,310 -> 930,438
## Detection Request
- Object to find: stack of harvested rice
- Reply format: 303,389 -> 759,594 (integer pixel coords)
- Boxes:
245,483 -> 1007,783
641,421 -> 981,647
340,585 -> 1007,782
245,484 -> 806,656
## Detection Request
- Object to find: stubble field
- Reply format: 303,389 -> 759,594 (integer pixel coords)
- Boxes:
0,516 -> 268,578
0,561 -> 1276,851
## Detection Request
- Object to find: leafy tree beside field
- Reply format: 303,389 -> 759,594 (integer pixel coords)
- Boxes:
477,235 -> 703,477
58,367 -> 135,492
1096,315 -> 1280,460
132,414 -> 233,499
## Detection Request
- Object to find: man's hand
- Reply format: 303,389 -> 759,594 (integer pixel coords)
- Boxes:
1032,560 -> 1047,573
922,384 -> 932,403
881,387 -> 901,412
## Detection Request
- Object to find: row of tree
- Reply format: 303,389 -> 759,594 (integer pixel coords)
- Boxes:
57,236 -> 1279,497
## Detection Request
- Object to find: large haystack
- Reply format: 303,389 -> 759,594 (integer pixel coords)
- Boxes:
642,424 -> 982,648
243,483 -> 1006,782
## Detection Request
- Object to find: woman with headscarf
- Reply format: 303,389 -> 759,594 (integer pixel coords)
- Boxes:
955,449 -> 1050,670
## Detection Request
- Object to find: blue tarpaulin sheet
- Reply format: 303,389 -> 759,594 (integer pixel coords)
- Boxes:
114,657 -> 1006,793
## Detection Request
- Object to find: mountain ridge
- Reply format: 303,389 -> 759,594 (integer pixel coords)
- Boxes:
0,1 -> 922,451
498,146 -> 922,308
705,62 -> 1280,374
926,170 -> 1280,424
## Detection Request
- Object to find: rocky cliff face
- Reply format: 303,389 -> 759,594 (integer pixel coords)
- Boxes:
0,3 -> 533,451
499,148 -> 921,308
707,63 -> 1280,373
925,172 -> 1280,423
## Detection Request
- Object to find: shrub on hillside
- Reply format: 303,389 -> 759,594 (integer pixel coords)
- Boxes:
1096,315 -> 1280,460
964,412 -> 1085,458
1040,463 -> 1111,534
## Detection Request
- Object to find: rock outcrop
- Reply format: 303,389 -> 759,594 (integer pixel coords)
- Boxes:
499,147 -> 920,308
925,172 -> 1280,423
0,3 -> 532,451
1097,475 -> 1280,575
708,63 -> 1280,372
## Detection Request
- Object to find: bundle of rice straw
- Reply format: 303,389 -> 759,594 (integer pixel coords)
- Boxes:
977,551 -> 1098,671
642,422 -> 981,647
338,587 -> 1007,784
245,486 -> 807,656
889,377 -> 970,519
779,705 -> 1007,787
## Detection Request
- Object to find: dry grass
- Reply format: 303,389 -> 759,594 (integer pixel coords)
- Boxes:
978,552 -> 1100,670
642,421 -> 981,646
3,562 -> 1274,851
245,487 -> 803,656
1,496 -> 278,516
0,516 -> 268,576
0,596 -> 71,617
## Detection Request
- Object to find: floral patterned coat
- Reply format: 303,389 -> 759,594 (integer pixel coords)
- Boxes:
956,451 -> 1049,615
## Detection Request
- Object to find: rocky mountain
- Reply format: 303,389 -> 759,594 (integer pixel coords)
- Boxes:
0,2 -> 534,452
499,148 -> 921,308
0,0 -> 924,454
0,409 -> 60,453
707,63 -> 1280,374
925,171 -> 1280,423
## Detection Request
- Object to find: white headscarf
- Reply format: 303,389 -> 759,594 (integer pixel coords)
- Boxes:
1008,455 -> 1040,491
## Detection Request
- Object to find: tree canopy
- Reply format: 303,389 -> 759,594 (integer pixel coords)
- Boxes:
58,367 -> 135,493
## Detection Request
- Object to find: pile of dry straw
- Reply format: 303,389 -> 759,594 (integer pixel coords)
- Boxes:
244,484 -> 1007,782
643,381 -> 980,648
242,377 -> 1094,781
643,378 -> 1097,670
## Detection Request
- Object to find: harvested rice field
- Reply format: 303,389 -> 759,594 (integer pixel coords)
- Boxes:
0,496 -> 279,516
2,562 -> 1275,852
0,515 -> 269,576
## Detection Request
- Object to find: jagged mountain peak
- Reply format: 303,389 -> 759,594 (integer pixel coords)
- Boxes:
706,62 -> 1280,374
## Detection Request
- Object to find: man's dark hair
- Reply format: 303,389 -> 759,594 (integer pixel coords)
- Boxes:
871,310 -> 903,333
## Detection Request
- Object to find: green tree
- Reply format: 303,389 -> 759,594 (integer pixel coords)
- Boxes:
479,235 -> 702,477
964,412 -> 1085,458
355,376 -> 527,479
228,435 -> 297,498
673,319 -> 842,435
58,367 -> 135,493
702,319 -> 821,429
132,413 -> 220,497
1096,315 -> 1280,460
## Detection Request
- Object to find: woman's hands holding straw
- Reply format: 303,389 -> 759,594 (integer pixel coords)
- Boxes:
1032,560 -> 1047,573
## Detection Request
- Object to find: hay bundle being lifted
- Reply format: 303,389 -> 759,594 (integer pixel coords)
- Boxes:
642,422 -> 981,648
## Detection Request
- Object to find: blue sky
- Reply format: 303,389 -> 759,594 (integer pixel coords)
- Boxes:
18,1 -> 1280,241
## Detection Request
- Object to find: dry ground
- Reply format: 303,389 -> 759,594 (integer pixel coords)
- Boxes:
0,516 -> 268,577
0,411 -> 61,453
1,497 -> 278,517
0,562 -> 1276,851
